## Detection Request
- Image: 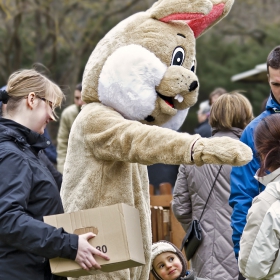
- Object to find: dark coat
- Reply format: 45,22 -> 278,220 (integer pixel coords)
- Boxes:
194,119 -> 211,138
43,127 -> 58,165
0,118 -> 78,280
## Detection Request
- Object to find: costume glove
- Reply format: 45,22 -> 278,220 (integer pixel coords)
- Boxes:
192,136 -> 252,167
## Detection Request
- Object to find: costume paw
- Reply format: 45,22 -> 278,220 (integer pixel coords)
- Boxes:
192,137 -> 252,166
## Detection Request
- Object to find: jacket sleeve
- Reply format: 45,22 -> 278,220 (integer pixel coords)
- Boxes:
229,124 -> 263,259
57,110 -> 72,173
0,151 -> 78,260
172,164 -> 192,232
239,200 -> 280,279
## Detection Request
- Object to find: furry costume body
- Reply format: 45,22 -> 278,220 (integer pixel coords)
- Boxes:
62,103 -> 200,279
61,1 -> 252,279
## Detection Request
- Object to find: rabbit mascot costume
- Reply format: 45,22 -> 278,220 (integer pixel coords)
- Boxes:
61,0 -> 251,279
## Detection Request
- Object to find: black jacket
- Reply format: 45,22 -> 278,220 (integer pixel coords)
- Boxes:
39,150 -> 62,191
0,118 -> 78,280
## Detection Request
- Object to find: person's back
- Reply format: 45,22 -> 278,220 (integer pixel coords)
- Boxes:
174,161 -> 238,279
173,92 -> 253,280
148,163 -> 179,193
229,46 -> 280,278
57,83 -> 85,173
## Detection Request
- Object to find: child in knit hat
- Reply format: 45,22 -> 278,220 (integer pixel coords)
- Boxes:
150,240 -> 195,280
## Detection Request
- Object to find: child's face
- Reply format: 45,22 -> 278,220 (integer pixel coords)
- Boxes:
153,252 -> 183,280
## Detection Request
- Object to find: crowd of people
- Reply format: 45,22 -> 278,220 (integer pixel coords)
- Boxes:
170,45 -> 280,280
0,45 -> 280,280
173,91 -> 254,279
230,45 -> 280,280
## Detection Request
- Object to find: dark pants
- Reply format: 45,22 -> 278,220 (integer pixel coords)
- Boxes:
239,272 -> 246,280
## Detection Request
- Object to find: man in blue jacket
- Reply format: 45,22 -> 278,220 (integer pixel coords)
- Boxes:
229,45 -> 280,280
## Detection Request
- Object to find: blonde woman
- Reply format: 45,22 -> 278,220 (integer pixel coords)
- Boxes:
0,69 -> 109,280
172,92 -> 253,280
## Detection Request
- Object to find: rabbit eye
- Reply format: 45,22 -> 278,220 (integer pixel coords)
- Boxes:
171,47 -> 185,66
191,60 -> 195,72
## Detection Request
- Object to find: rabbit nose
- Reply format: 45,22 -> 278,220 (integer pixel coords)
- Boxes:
189,81 -> 198,92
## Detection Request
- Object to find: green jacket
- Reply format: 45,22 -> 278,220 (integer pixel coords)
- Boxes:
57,104 -> 79,173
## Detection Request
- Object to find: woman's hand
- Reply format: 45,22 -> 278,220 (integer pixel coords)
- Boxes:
75,232 -> 110,270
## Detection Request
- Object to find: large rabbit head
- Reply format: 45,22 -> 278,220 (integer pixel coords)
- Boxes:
82,0 -> 234,130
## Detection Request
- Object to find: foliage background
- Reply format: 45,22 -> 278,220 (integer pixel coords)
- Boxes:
184,0 -> 280,133
0,0 -> 279,139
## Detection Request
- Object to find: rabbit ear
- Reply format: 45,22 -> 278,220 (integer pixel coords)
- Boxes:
148,0 -> 234,38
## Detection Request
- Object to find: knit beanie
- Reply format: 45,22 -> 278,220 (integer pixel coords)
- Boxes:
150,240 -> 187,280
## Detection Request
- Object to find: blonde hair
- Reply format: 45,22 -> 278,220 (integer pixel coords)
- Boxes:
6,69 -> 65,119
209,91 -> 253,130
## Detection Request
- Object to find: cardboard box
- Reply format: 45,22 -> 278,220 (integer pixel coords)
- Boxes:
43,203 -> 145,277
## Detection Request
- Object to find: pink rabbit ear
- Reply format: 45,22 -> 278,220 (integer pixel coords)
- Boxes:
160,3 -> 225,38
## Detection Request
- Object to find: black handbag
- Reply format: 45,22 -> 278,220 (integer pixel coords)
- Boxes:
180,165 -> 223,261
181,219 -> 202,261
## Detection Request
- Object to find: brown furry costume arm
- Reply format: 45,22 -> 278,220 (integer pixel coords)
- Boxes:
81,103 -> 251,166
82,103 -> 198,165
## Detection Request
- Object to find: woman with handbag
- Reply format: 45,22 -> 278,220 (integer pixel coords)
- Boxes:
172,92 -> 253,280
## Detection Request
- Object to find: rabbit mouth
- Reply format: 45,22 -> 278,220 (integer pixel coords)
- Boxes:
157,91 -> 174,108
